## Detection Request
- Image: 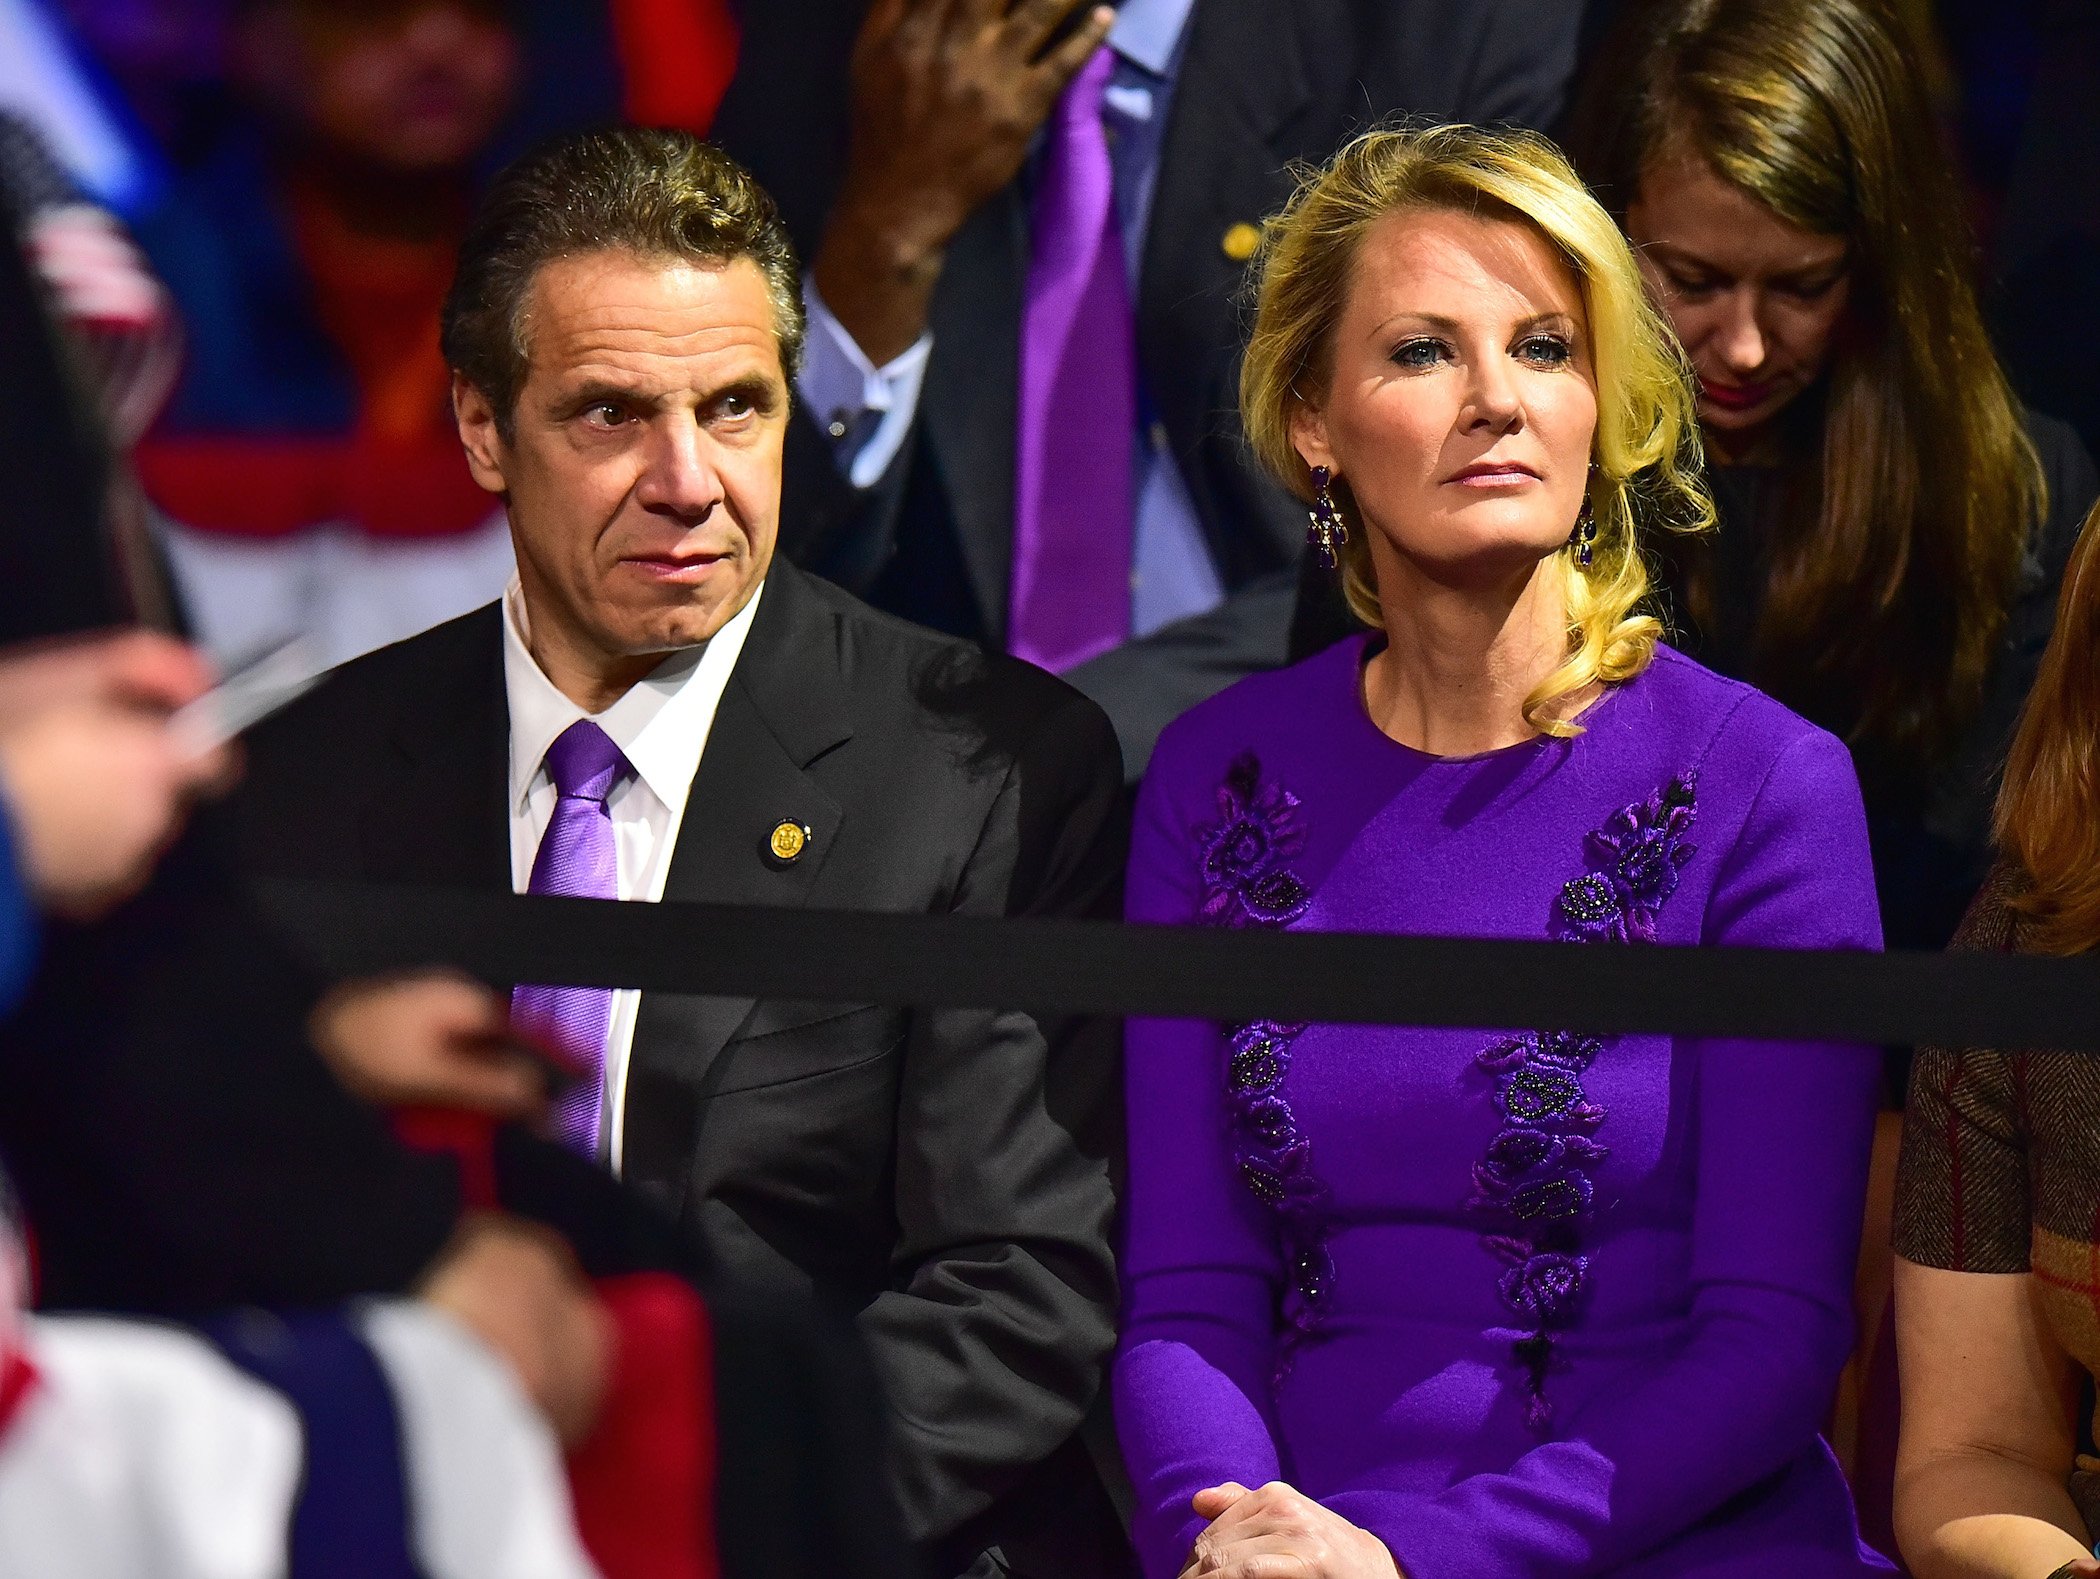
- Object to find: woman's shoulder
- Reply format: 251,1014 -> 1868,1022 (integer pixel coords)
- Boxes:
1628,643 -> 1856,787
1146,634 -> 1370,798
1628,647 -> 1877,944
1949,863 -> 2031,955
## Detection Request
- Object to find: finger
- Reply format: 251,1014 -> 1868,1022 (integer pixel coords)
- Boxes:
1190,1531 -> 1314,1579
1216,1554 -> 1315,1579
1000,0 -> 1093,55
171,733 -> 237,799
1192,1482 -> 1250,1518
1205,1481 -> 1320,1544
418,972 -> 510,1037
945,0 -> 1004,33
541,1297 -> 612,1447
97,630 -> 216,713
889,0 -> 969,51
428,1053 -> 548,1120
856,0 -> 908,42
1027,3 -> 1114,88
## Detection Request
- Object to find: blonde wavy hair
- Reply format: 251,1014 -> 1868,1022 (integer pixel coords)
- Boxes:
1241,124 -> 1713,734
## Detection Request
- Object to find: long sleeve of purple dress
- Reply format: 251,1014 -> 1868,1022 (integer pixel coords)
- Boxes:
1115,640 -> 1892,1579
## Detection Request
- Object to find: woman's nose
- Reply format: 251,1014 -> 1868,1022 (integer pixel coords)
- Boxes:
1463,355 -> 1525,431
1712,292 -> 1769,375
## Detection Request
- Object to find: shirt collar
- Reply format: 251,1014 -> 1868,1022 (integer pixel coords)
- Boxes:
502,577 -> 765,817
1109,0 -> 1196,78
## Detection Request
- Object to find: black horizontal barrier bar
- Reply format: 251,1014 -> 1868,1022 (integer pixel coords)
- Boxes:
257,880 -> 2100,1052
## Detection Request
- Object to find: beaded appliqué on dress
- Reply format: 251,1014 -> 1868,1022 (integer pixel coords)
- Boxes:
1195,754 -> 1330,1369
1470,772 -> 1698,1431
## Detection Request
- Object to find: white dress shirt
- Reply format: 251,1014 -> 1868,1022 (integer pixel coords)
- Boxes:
502,577 -> 763,1173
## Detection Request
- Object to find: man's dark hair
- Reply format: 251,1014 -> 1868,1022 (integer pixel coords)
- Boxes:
441,127 -> 805,436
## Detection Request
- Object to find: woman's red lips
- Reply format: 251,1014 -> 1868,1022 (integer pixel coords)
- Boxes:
1447,461 -> 1541,484
1699,379 -> 1774,411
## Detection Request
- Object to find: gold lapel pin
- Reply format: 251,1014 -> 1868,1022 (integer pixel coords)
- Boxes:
766,820 -> 812,866
1221,221 -> 1262,263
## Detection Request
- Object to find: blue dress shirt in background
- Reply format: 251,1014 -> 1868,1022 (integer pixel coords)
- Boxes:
0,807 -> 38,1021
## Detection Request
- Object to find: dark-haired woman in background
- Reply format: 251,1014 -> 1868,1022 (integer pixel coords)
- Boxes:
1563,0 -> 2097,958
1890,496 -> 2100,1579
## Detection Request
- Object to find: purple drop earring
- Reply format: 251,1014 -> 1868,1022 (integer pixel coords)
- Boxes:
1568,497 -> 1597,569
1307,466 -> 1348,569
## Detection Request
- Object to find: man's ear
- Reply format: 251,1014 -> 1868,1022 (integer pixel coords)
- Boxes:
453,374 -> 510,496
1289,401 -> 1335,480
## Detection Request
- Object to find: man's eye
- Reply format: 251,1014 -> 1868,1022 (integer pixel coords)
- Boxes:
1517,334 -> 1573,366
1390,338 -> 1450,370
585,402 -> 628,426
720,393 -> 752,418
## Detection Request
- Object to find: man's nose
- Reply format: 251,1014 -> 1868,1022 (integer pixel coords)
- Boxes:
634,420 -> 724,523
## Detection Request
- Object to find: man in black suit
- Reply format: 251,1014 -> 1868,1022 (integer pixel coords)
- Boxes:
714,0 -> 1584,774
235,128 -> 1128,1579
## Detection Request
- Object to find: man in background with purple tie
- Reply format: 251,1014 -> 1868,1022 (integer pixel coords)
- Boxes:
234,127 -> 1131,1579
710,0 -> 1585,777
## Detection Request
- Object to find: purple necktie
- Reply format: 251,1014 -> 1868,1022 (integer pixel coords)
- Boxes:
1010,45 -> 1136,674
511,720 -> 630,1155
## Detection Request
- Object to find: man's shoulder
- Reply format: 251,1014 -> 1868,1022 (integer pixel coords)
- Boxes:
250,603 -> 501,762
779,568 -> 1124,782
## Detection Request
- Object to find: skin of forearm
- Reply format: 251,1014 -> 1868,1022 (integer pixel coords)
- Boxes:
1899,1453 -> 2092,1579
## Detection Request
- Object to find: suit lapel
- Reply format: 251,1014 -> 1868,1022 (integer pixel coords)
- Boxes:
620,564 -> 852,1199
359,605 -> 511,898
925,187 -> 1028,642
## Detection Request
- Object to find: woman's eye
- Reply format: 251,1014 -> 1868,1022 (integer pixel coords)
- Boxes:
1779,274 -> 1843,301
1390,338 -> 1449,370
1665,273 -> 1718,300
1517,334 -> 1574,366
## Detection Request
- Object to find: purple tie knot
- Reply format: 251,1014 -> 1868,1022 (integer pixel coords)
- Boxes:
543,720 -> 629,805
1061,44 -> 1116,127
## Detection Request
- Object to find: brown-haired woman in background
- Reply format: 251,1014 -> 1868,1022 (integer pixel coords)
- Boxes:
1535,2 -> 2100,1540
1563,0 -> 2097,957
1890,496 -> 2100,1579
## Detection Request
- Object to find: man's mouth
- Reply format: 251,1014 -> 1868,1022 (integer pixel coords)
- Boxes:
621,551 -> 731,584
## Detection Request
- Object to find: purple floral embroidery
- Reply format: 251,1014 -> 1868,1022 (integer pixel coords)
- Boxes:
1196,755 -> 1330,1368
1473,776 -> 1698,1431
1554,773 -> 1698,942
1197,756 -> 1313,929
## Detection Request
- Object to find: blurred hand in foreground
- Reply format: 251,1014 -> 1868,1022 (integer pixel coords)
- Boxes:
0,631 -> 230,916
420,1212 -> 612,1446
310,970 -> 558,1124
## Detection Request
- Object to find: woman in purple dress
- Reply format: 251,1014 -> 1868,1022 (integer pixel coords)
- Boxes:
1115,125 -> 1892,1579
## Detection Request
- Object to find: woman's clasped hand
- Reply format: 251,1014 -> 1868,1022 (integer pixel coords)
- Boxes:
1179,1483 -> 1402,1579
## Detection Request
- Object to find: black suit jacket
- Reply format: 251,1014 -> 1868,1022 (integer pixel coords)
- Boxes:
711,0 -> 1582,773
234,559 -> 1129,1574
